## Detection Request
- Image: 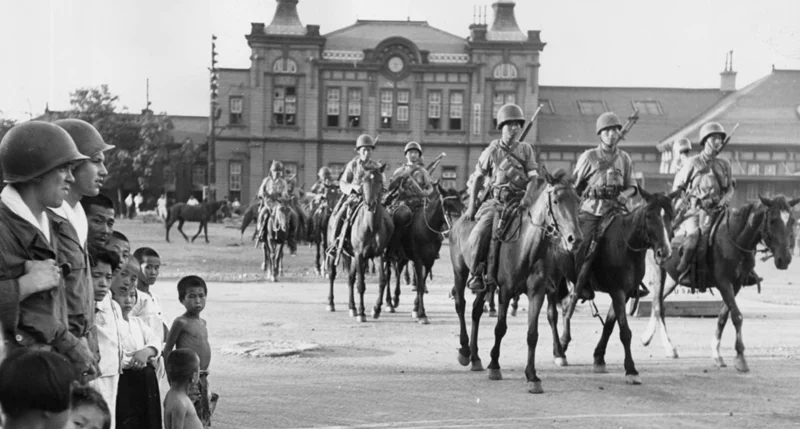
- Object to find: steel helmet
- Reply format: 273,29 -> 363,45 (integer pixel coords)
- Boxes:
356,134 -> 375,150
595,112 -> 622,135
404,141 -> 422,154
54,118 -> 115,156
673,138 -> 692,153
495,103 -> 525,130
698,122 -> 726,145
0,121 -> 89,184
318,166 -> 331,179
270,160 -> 284,172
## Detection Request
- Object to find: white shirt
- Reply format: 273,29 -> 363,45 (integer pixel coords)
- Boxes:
50,200 -> 88,247
95,295 -> 124,376
118,315 -> 161,369
130,289 -> 167,344
0,185 -> 51,243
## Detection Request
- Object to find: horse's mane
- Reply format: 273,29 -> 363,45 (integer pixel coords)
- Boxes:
729,202 -> 759,232
545,168 -> 575,187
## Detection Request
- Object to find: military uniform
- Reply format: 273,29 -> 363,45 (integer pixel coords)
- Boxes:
256,162 -> 298,246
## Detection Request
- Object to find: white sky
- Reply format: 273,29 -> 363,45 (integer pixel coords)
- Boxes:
3,0 -> 799,121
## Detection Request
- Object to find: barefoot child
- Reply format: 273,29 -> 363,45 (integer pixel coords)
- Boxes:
67,385 -> 112,429
163,276 -> 216,428
163,349 -> 204,429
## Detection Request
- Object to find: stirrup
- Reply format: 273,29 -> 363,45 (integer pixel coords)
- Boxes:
467,273 -> 487,293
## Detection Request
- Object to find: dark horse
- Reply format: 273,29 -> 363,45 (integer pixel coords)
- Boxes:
326,164 -> 394,322
310,186 -> 341,277
261,202 -> 291,282
642,195 -> 798,372
450,169 -> 582,394
239,200 -> 260,242
376,182 -> 463,323
165,200 -> 230,243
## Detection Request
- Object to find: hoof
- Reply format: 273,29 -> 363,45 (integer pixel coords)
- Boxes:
349,309 -> 357,317
489,310 -> 497,318
417,316 -> 429,325
471,359 -> 484,372
326,304 -> 335,312
457,353 -> 470,367
714,357 -> 727,368
372,307 -> 381,319
411,311 -> 419,319
357,314 -> 367,323
488,368 -> 502,380
734,356 -> 749,373
510,307 -> 517,317
554,357 -> 568,367
667,348 -> 679,359
528,380 -> 544,394
625,374 -> 642,385
389,307 -> 396,313
592,364 -> 608,374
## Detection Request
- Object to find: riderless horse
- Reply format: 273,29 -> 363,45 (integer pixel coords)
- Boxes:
165,200 -> 230,243
642,195 -> 798,372
325,164 -> 394,322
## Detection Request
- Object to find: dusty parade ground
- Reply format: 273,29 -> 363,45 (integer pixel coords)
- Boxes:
135,216 -> 799,429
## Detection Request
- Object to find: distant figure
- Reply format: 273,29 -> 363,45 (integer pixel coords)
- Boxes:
231,198 -> 241,213
125,193 -> 135,219
157,193 -> 168,222
187,196 -> 200,206
134,192 -> 144,212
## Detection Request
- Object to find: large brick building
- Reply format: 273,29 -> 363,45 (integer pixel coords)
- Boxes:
200,0 -> 799,206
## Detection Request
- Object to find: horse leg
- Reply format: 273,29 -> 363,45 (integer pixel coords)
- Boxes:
414,261 -> 429,324
468,290 -> 488,372
178,219 -> 189,242
612,288 -> 641,384
347,257 -> 358,319
592,304 -> 618,374
165,219 -> 173,242
510,293 -> 520,317
558,280 -> 573,353
487,281 -> 511,381
712,303 -> 730,368
191,221 -> 203,243
716,282 -> 748,372
262,241 -> 269,272
525,286 -> 547,393
403,263 -> 411,286
204,219 -> 210,243
393,260 -> 402,311
547,291 -> 568,367
373,256 -> 387,319
384,259 -> 395,312
485,287 -> 497,318
326,253 -> 337,312
356,256 -> 367,323
454,261 -> 472,367
641,270 -> 679,358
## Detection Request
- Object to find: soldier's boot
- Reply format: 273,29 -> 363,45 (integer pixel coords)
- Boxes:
743,270 -> 763,287
676,232 -> 698,284
573,240 -> 598,302
484,235 -> 501,289
466,261 -> 487,293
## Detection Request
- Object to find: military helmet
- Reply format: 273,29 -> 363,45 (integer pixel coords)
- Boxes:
0,121 -> 89,184
54,118 -> 115,156
318,166 -> 331,178
270,160 -> 284,172
595,112 -> 622,135
674,138 -> 692,154
356,134 -> 375,150
404,141 -> 422,155
495,103 -> 525,130
698,122 -> 726,145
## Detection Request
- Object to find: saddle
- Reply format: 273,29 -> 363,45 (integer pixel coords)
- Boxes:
673,207 -> 726,291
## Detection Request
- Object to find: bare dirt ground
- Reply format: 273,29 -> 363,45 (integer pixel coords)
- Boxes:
129,216 -> 800,429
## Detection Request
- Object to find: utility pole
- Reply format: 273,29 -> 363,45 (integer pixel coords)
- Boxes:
207,34 -> 220,202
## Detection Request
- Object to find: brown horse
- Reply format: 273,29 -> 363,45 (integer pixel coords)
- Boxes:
261,202 -> 291,282
376,183 -> 463,323
642,195 -> 799,372
449,169 -> 582,393
165,200 -> 230,243
310,185 -> 341,277
325,164 -> 394,322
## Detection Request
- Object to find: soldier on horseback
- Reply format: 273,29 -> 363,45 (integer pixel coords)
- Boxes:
256,161 -> 299,252
385,142 -> 433,209
464,103 -> 540,292
327,134 -> 382,260
572,112 -> 642,301
285,173 -> 306,253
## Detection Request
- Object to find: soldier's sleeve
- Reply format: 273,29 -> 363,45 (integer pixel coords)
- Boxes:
522,144 -> 539,178
340,161 -> 355,193
623,152 -> 638,194
572,151 -> 591,194
418,168 -> 433,189
475,144 -> 494,177
672,162 -> 693,192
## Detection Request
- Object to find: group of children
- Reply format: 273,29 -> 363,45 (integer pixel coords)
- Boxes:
0,207 -> 216,429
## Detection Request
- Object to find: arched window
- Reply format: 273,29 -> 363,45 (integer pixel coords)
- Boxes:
272,57 -> 298,73
493,63 -> 518,79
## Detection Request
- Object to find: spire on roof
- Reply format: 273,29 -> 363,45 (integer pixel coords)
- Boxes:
487,0 -> 525,42
265,0 -> 305,35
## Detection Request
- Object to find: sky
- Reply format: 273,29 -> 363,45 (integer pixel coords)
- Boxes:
3,0 -> 800,121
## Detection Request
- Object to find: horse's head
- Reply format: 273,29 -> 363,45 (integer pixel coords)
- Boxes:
359,163 -> 386,212
434,181 -> 465,218
636,188 -> 678,265
533,167 -> 582,253
755,195 -> 799,269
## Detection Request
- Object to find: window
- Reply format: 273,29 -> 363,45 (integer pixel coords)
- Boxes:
492,92 -> 516,129
229,161 -> 242,191
329,163 -> 345,180
755,152 -> 771,161
764,183 -> 776,196
229,97 -> 243,125
773,151 -> 788,161
273,58 -> 297,73
632,100 -> 662,115
283,162 -> 297,179
273,87 -> 297,125
764,164 -> 777,176
163,165 -> 176,186
472,103 -> 481,135
397,90 -> 410,129
326,88 -> 340,127
747,163 -> 760,176
427,91 -> 442,130
740,152 -> 754,161
577,100 -> 606,116
442,166 -> 457,190
191,165 -> 206,186
380,90 -> 393,129
449,91 -> 463,130
539,99 -> 555,115
347,88 -> 362,128
746,184 -> 758,201
493,63 -> 518,79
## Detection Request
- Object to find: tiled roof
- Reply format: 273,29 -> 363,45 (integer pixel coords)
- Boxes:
659,70 -> 800,149
324,20 -> 467,54
537,86 -> 723,148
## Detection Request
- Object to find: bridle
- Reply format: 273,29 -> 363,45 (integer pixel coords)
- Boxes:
625,201 -> 671,253
422,188 -> 459,235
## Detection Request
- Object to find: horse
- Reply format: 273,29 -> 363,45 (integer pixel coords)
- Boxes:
310,186 -> 341,277
325,164 -> 394,322
376,183 -> 463,323
449,169 -> 582,394
239,200 -> 260,242
642,195 -> 799,372
165,200 -> 230,243
262,202 -> 291,282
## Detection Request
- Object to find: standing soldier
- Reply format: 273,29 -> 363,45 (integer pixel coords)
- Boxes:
464,104 -> 540,292
572,112 -> 641,301
328,134 -> 382,260
0,121 -> 98,381
51,118 -> 115,378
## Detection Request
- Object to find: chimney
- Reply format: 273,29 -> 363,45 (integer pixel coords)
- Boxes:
469,5 -> 487,42
265,0 -> 305,36
486,1 -> 526,42
720,50 -> 737,92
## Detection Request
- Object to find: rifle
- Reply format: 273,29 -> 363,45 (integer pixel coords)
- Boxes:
518,104 -> 544,142
619,108 -> 640,141
426,152 -> 446,174
719,123 -> 740,152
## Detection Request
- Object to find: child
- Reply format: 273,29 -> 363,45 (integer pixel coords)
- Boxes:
111,277 -> 163,429
88,248 -> 122,429
107,231 -> 131,267
163,349 -> 204,429
131,247 -> 167,342
163,276 -> 216,428
0,349 -> 76,429
80,193 -> 116,254
67,385 -> 112,429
